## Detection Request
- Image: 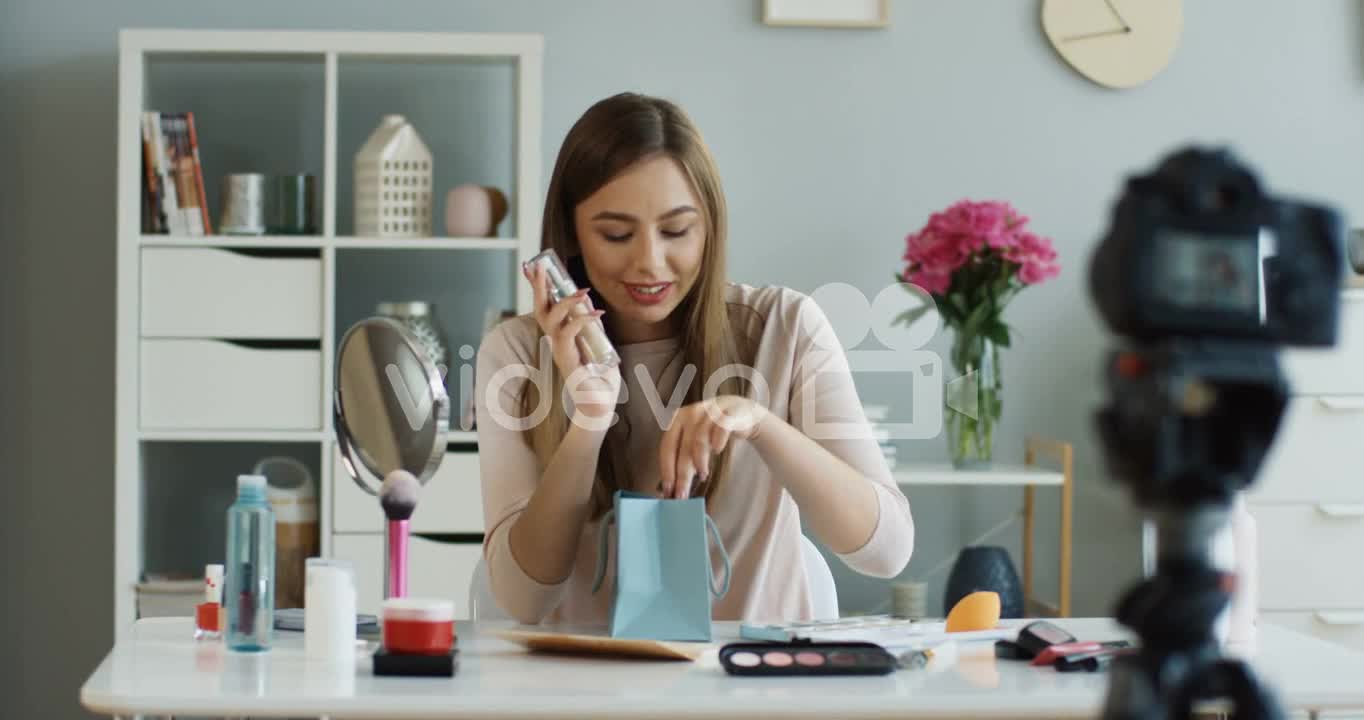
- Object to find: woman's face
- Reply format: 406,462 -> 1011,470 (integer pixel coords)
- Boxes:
574,154 -> 707,344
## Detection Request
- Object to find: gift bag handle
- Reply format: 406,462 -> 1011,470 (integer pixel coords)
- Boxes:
706,515 -> 732,599
590,508 -> 616,594
588,507 -> 731,598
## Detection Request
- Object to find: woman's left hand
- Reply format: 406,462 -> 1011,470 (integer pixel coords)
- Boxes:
658,395 -> 769,499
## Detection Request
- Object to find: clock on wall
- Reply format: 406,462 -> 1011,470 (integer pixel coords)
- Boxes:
1042,0 -> 1183,89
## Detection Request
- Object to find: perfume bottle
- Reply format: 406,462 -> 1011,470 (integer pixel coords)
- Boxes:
522,248 -> 620,368
194,563 -> 224,640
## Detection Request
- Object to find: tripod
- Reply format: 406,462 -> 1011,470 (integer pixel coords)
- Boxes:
1096,340 -> 1287,720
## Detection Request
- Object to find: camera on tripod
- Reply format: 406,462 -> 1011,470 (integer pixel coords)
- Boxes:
1091,148 -> 1346,509
1089,147 -> 1346,719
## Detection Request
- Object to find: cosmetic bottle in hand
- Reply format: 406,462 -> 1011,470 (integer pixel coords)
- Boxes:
522,248 -> 620,369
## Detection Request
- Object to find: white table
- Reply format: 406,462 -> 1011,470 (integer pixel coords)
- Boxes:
81,618 -> 1364,719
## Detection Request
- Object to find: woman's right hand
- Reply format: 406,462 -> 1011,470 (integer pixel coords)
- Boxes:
525,262 -> 621,423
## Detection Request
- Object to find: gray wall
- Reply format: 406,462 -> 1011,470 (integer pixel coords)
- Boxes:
6,1 -> 1364,717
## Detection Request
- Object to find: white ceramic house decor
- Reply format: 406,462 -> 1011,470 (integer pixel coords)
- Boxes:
354,114 -> 434,237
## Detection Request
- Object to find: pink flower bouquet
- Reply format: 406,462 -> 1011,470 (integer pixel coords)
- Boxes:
894,199 -> 1059,466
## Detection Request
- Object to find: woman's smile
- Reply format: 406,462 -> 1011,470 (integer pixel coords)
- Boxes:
623,281 -> 674,305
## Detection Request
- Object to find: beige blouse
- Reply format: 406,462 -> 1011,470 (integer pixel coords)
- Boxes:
474,282 -> 914,625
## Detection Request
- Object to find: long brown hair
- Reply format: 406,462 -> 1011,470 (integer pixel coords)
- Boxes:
521,92 -> 755,518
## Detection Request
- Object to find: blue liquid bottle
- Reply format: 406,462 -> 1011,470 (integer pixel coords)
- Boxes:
225,474 -> 275,651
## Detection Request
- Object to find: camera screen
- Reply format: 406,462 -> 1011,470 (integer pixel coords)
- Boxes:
1151,229 -> 1262,316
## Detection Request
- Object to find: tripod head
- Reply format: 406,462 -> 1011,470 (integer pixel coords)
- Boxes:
1090,147 -> 1346,719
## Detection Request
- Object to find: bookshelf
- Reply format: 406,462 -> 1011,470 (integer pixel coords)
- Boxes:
116,29 -> 542,639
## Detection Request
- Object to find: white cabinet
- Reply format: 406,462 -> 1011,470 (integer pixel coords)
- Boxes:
1253,291 -> 1364,653
1262,610 -> 1364,653
1249,396 -> 1364,503
1251,504 -> 1364,609
1282,297 -> 1364,395
332,534 -> 482,618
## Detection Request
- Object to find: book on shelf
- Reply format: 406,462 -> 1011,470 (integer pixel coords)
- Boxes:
184,112 -> 212,234
140,111 -> 212,236
140,119 -> 160,233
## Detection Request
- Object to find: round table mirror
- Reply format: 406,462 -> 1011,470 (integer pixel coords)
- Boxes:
334,317 -> 450,495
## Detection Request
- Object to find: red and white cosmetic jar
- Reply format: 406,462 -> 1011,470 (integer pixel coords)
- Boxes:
382,598 -> 455,655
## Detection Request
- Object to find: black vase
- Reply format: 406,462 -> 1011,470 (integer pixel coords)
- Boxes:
943,545 -> 1025,619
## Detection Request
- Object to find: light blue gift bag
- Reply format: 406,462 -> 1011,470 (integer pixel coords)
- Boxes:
590,490 -> 731,642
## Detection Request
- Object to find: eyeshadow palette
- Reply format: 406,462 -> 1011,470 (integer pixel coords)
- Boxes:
719,642 -> 897,676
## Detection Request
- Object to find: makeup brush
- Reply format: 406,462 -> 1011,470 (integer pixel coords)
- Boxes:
380,470 -> 422,599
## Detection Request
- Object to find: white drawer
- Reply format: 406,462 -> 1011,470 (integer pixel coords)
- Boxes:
1250,504 -> 1364,609
332,448 -> 483,534
1263,610 -> 1364,653
141,248 -> 322,339
140,339 -> 321,430
1249,396 -> 1364,503
1282,296 -> 1364,395
331,534 -> 481,618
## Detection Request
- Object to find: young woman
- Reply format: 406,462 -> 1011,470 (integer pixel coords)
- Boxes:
475,92 -> 913,624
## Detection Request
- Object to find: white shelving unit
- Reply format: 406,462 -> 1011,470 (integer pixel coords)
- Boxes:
116,29 -> 542,640
894,436 -> 1074,617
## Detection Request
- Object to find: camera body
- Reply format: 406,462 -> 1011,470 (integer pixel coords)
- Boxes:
1091,147 -> 1344,347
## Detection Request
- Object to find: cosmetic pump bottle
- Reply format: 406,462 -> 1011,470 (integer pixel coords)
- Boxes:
225,474 -> 275,652
522,248 -> 620,368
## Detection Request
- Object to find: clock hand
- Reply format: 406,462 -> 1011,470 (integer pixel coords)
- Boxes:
1103,0 -> 1131,32
1061,27 -> 1131,43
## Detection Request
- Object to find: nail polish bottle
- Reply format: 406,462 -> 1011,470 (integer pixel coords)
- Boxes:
195,563 -> 224,640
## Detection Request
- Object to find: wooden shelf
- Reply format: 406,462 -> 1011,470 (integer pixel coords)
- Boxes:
893,463 -> 1064,487
139,235 -> 520,251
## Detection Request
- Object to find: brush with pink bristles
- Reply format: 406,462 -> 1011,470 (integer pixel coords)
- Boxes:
380,470 -> 422,599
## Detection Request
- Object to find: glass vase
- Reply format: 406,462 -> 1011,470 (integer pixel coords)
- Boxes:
945,331 -> 1002,469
